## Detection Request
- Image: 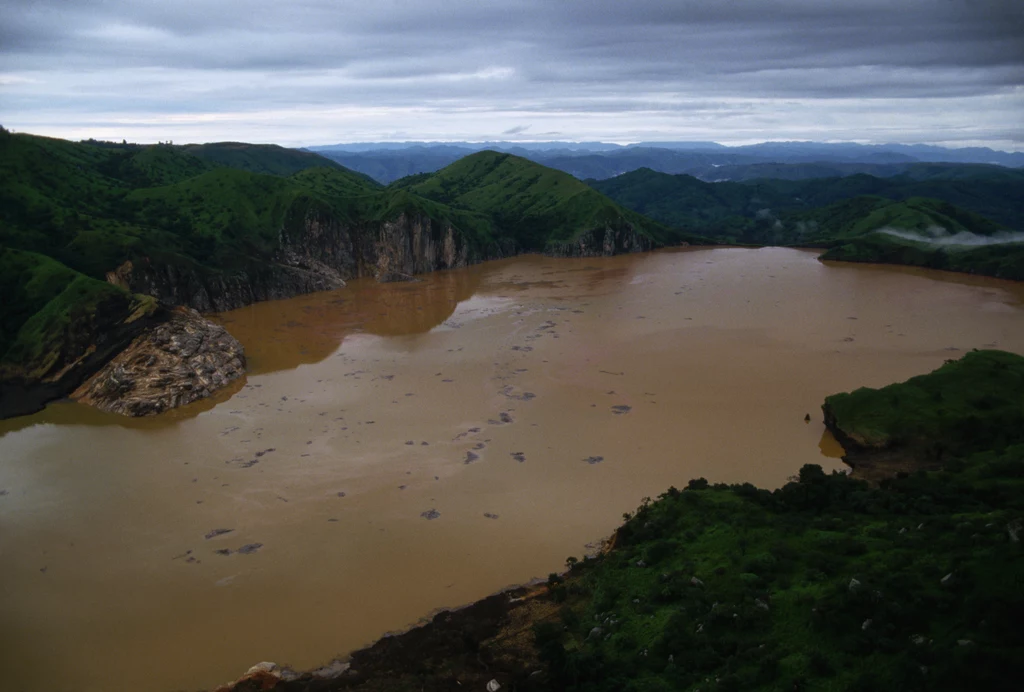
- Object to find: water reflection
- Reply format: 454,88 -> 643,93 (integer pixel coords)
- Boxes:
214,263 -> 485,375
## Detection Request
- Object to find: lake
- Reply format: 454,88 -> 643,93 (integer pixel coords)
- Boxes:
2,247 -> 1023,691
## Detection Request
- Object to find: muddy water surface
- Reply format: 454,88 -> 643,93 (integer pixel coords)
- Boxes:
2,248 -> 1024,691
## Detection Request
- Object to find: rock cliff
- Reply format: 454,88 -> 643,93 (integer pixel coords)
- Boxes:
111,210 -> 488,312
0,294 -> 164,419
72,307 -> 245,416
546,223 -> 655,258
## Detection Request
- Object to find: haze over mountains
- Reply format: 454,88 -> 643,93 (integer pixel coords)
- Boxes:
308,141 -> 1024,185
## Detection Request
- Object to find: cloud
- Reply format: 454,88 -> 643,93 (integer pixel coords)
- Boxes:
502,125 -> 530,136
1,0 -> 1022,146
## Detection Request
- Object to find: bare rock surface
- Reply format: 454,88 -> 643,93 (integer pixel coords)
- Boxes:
72,307 -> 246,416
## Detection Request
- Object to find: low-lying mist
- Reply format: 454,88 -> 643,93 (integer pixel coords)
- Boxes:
877,226 -> 1024,247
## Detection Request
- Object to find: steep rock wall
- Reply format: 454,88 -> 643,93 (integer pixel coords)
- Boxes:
114,210 -> 487,312
546,224 -> 655,258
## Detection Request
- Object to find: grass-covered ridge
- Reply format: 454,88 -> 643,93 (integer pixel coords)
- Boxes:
823,350 -> 1024,459
392,151 -> 683,250
819,233 -> 1024,281
591,167 -> 1024,235
532,452 -> 1023,691
0,247 -> 156,380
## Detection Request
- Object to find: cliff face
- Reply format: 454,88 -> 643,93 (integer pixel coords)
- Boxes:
821,400 -> 941,483
362,214 -> 472,282
546,224 -> 655,258
73,307 -> 245,416
112,211 -> 485,312
0,294 -> 164,419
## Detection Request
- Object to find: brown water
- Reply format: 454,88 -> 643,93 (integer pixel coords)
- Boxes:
2,248 -> 1023,692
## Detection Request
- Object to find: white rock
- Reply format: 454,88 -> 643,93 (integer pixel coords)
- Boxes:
848,578 -> 862,592
486,679 -> 502,692
245,662 -> 279,677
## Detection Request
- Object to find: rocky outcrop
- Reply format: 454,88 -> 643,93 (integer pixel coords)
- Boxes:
822,402 -> 941,483
113,210 -> 492,312
213,586 -> 547,692
72,307 -> 245,416
546,223 -> 655,258
0,295 -> 165,420
364,213 -> 472,282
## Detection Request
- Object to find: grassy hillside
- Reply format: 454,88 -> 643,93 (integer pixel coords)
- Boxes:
0,247 -> 157,380
591,167 -> 1024,244
824,350 -> 1024,457
179,142 -> 360,178
786,196 -> 1005,245
821,233 -> 1024,281
0,131 -> 493,281
393,151 -> 680,250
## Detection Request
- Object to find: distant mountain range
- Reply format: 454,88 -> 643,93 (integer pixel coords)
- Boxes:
307,141 -> 1024,184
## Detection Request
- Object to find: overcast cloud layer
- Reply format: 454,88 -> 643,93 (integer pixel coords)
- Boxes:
1,0 -> 1022,148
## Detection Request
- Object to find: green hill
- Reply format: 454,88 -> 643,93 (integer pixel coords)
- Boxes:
0,131 -> 511,414
179,141 -> 360,178
820,233 -> 1024,280
591,168 -> 1024,243
393,151 -> 683,251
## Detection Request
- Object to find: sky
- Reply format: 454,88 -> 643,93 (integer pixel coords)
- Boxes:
1,0 -> 1022,149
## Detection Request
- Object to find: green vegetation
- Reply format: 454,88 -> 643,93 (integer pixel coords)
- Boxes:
0,247 -> 155,379
589,167 -> 1024,279
527,351 -> 1024,691
824,350 -> 1024,457
590,167 -> 1024,245
392,152 -> 689,250
179,141 -> 363,178
820,234 -> 1024,281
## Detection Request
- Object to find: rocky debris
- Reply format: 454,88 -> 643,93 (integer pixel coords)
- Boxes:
584,455 -> 604,465
611,405 -> 632,414
421,509 -> 441,520
0,292 -> 164,420
72,307 -> 246,416
205,528 -> 234,540
483,513 -> 500,520
215,543 -> 263,556
500,385 -> 536,401
465,451 -> 480,464
510,452 -> 526,463
212,661 -> 299,692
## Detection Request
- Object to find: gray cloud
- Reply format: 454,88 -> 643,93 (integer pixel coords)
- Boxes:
1,0 -> 1022,146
